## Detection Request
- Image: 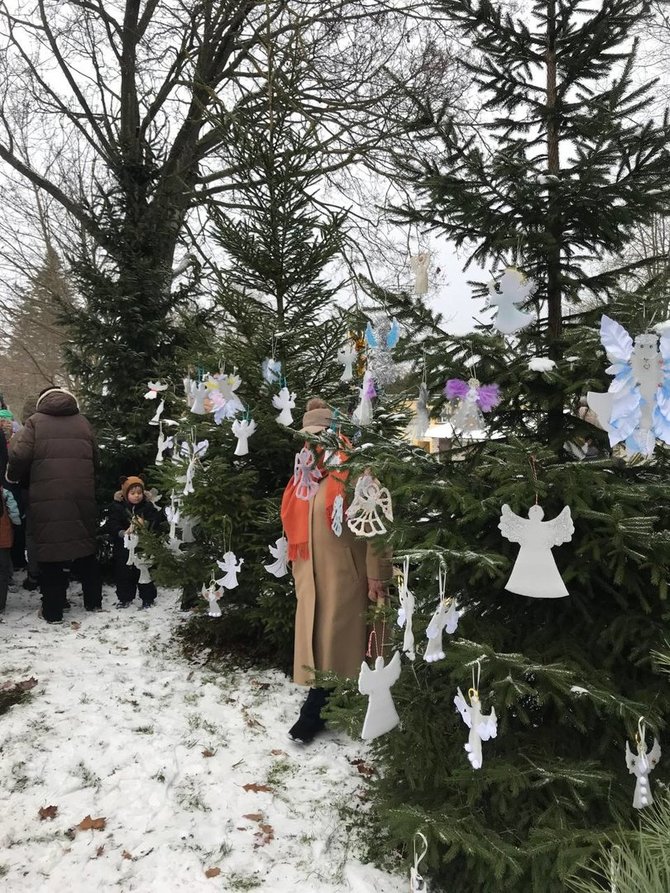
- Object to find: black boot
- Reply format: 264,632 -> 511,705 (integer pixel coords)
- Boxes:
288,687 -> 330,744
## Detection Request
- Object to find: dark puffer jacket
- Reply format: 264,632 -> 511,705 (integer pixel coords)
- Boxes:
6,389 -> 98,562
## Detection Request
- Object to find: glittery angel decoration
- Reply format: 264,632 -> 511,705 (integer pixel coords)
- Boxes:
413,382 -> 430,438
337,341 -> 358,382
586,315 -> 670,457
261,357 -> 282,385
190,382 -> 209,415
144,381 -> 168,400
216,551 -> 244,590
293,447 -> 323,501
331,494 -> 344,537
352,370 -> 376,426
454,683 -> 497,769
396,557 -> 415,661
366,316 -> 401,387
202,583 -> 222,618
273,385 -> 296,426
265,536 -> 289,577
232,417 -> 256,456
155,423 -> 174,466
499,504 -> 574,598
409,252 -> 430,295
358,650 -> 402,740
181,439 -> 209,496
626,717 -> 661,809
444,378 -> 501,433
346,472 -> 393,537
487,267 -> 535,335
124,531 -> 139,566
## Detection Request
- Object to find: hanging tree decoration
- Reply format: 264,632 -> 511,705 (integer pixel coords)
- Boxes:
352,370 -> 376,426
410,832 -> 429,893
155,422 -> 174,466
586,315 -> 670,457
216,550 -> 244,589
202,582 -> 223,618
149,397 -> 165,426
208,371 -> 245,423
165,491 -> 181,541
453,663 -> 497,770
366,315 -> 401,387
293,446 -> 323,501
181,437 -> 209,496
261,357 -> 282,385
124,530 -> 139,566
358,648 -> 402,740
273,379 -> 296,426
144,380 -> 168,400
626,717 -> 661,809
444,378 -> 501,433
265,535 -> 289,578
331,493 -> 344,537
337,340 -> 358,382
232,415 -> 257,456
183,371 -> 197,409
409,251 -> 430,295
179,515 -> 198,544
190,381 -> 209,415
424,566 -> 461,663
396,556 -> 416,662
413,361 -> 430,438
346,471 -> 393,537
487,267 -> 535,335
133,553 -> 153,585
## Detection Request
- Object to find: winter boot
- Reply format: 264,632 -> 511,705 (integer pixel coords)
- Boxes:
288,687 -> 330,744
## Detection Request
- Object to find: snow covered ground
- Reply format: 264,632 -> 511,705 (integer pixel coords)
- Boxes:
0,580 -> 406,892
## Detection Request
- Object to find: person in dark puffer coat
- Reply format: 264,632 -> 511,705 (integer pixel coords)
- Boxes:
6,386 -> 102,623
104,476 -> 164,609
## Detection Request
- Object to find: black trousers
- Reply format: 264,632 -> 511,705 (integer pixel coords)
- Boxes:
39,553 -> 102,621
115,557 -> 157,606
0,548 -> 12,611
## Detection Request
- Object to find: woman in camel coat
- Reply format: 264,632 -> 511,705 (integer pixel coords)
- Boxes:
281,398 -> 392,743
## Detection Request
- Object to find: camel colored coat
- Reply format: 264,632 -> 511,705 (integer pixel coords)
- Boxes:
292,476 -> 392,686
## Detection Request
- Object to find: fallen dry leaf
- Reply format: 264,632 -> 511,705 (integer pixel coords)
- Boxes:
201,748 -> 215,758
77,815 -> 106,831
270,749 -> 287,757
1,677 -> 38,692
242,813 -> 263,822
253,822 -> 275,847
38,805 -> 58,821
121,850 -> 133,860
349,757 -> 376,777
242,782 -> 272,793
204,867 -> 221,878
70,621 -> 81,630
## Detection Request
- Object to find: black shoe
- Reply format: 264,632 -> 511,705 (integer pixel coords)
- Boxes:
115,601 -> 131,609
85,606 -> 103,612
139,602 -> 154,610
288,715 -> 326,744
62,599 -> 71,611
23,575 -> 39,591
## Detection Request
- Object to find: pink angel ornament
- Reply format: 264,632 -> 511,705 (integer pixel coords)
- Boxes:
444,378 -> 501,433
293,447 -> 322,501
358,651 -> 402,740
499,504 -> 574,598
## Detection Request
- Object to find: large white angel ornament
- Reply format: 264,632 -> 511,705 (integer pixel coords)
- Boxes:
272,385 -> 296,426
358,650 -> 402,740
265,536 -> 289,577
346,472 -> 393,537
626,718 -> 661,809
487,267 -> 535,335
293,447 -> 322,501
190,381 -> 209,415
232,417 -> 256,456
454,686 -> 497,769
154,423 -> 174,466
409,252 -> 430,295
499,503 -> 574,598
337,341 -> 358,382
216,551 -> 244,590
586,315 -> 670,457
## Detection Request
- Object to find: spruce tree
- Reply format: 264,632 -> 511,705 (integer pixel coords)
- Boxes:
329,2 -> 670,891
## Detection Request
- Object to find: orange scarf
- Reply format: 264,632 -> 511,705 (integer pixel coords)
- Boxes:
281,443 -> 349,561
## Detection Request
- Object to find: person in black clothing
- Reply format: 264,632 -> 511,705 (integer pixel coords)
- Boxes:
105,476 -> 163,610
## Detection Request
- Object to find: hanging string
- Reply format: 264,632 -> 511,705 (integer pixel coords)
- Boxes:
469,659 -> 481,700
529,454 -> 539,505
366,628 -> 378,660
636,716 -> 646,748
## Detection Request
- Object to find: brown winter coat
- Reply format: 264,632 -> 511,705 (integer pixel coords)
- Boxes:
292,476 -> 392,686
6,390 -> 98,562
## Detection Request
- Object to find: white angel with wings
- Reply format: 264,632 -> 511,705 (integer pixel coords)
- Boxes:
586,315 -> 670,456
346,472 -> 393,537
264,536 -> 289,578
499,503 -> 573,598
626,718 -> 661,809
454,687 -> 497,769
358,651 -> 402,740
487,267 -> 535,335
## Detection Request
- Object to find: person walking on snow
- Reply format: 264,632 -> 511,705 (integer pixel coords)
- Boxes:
104,476 -> 163,609
6,386 -> 102,623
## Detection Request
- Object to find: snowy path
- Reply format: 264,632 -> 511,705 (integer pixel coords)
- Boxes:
0,582 -> 405,892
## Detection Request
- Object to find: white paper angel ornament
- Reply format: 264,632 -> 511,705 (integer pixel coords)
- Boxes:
499,503 -> 574,598
148,397 -> 165,426
331,494 -> 344,537
396,557 -> 415,661
182,439 -> 209,496
352,370 -> 376,426
358,650 -> 402,740
232,417 -> 256,456
216,551 -> 244,590
133,554 -> 153,585
626,717 -> 661,809
346,472 -> 393,537
124,531 -> 139,566
179,515 -> 197,544
425,601 -> 461,663
337,341 -> 358,382
409,252 -> 430,295
190,381 -> 209,415
165,491 -> 181,542
155,423 -> 174,466
261,357 -> 282,385
487,267 -> 535,335
144,381 -> 168,400
454,684 -> 497,769
265,536 -> 289,578
273,385 -> 296,426
202,582 -> 222,618
293,447 -> 322,501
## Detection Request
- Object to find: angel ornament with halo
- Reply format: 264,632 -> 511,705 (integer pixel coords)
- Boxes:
202,582 -> 223,618
346,472 -> 393,537
626,717 -> 661,809
454,667 -> 497,770
444,378 -> 501,433
499,503 -> 574,598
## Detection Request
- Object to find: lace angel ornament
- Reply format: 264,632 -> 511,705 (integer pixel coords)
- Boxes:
499,504 -> 574,598
487,267 -> 535,335
273,385 -> 296,426
626,718 -> 661,809
396,559 -> 416,661
265,536 -> 289,578
216,551 -> 244,590
444,378 -> 501,433
586,315 -> 670,456
202,582 -> 223,618
358,650 -> 402,740
346,472 -> 393,537
409,252 -> 430,295
337,341 -> 358,382
293,447 -> 323,500
454,686 -> 497,769
232,417 -> 256,456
